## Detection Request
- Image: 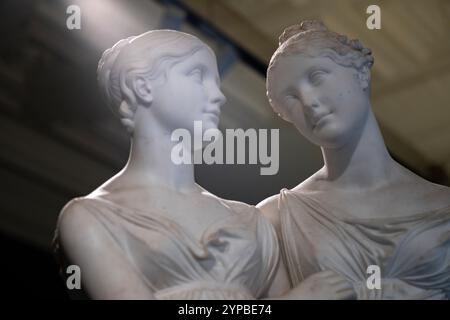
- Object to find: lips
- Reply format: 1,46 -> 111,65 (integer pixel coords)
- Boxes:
311,112 -> 331,129
204,107 -> 221,119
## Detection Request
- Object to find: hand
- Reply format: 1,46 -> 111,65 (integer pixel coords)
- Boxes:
285,270 -> 356,300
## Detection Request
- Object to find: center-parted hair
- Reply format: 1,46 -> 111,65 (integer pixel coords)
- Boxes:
97,30 -> 210,133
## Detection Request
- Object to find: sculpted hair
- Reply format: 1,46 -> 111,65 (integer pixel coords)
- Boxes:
97,30 -> 210,133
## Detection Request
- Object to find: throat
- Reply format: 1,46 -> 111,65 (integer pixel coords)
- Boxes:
321,110 -> 393,189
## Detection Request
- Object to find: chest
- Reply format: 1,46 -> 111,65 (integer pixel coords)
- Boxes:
118,195 -> 233,243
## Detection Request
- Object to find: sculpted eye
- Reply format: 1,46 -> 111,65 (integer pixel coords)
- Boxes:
285,94 -> 299,101
188,68 -> 203,82
309,70 -> 326,85
284,94 -> 299,109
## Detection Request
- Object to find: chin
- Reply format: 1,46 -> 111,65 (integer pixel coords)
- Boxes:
311,125 -> 351,149
202,119 -> 220,131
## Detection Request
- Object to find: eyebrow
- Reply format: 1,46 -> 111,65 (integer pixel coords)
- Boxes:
186,62 -> 221,82
191,60 -> 218,72
187,63 -> 206,71
306,65 -> 328,74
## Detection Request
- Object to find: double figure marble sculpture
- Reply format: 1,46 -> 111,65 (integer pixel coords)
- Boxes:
54,30 -> 353,300
54,22 -> 449,300
259,20 -> 450,299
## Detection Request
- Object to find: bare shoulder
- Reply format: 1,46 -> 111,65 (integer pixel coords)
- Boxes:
256,194 -> 281,231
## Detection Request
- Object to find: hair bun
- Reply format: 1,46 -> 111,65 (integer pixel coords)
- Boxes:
279,20 -> 328,45
97,37 -> 135,111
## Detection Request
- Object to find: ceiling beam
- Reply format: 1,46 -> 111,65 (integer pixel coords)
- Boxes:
180,0 -> 276,64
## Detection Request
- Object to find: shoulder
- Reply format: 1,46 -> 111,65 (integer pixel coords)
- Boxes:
58,197 -> 96,229
217,197 -> 258,218
396,164 -> 450,209
56,197 -> 108,254
291,168 -> 327,193
56,198 -> 155,299
256,194 -> 281,231
57,198 -> 89,230
425,183 -> 450,209
202,189 -> 255,214
402,171 -> 450,210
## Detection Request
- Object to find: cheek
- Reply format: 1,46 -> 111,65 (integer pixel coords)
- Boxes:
327,76 -> 364,113
282,103 -> 311,131
320,80 -> 349,106
325,71 -> 359,102
336,89 -> 367,121
189,83 -> 208,103
178,84 -> 206,109
292,114 -> 313,137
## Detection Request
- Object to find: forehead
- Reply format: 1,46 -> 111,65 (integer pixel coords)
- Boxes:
269,54 -> 340,104
176,47 -> 218,70
271,54 -> 336,85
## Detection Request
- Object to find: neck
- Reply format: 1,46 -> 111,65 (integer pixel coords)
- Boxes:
120,108 -> 196,193
320,108 -> 395,189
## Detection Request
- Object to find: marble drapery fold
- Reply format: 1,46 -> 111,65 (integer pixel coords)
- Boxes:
279,189 -> 450,299
54,197 -> 279,300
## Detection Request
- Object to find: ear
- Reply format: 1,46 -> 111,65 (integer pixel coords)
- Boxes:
133,75 -> 153,106
357,65 -> 371,91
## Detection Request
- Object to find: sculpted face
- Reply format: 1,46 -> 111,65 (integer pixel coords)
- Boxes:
269,54 -> 371,149
143,47 -> 226,135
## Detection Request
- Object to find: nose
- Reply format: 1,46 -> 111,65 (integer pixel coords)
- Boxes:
298,87 -> 319,114
210,85 -> 227,107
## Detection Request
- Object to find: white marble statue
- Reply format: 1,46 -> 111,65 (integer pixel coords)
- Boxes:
259,20 -> 450,299
53,30 -> 354,300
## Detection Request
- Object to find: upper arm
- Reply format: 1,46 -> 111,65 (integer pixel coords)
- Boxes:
256,194 -> 281,233
257,195 -> 292,297
263,253 -> 291,298
57,200 -> 155,299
